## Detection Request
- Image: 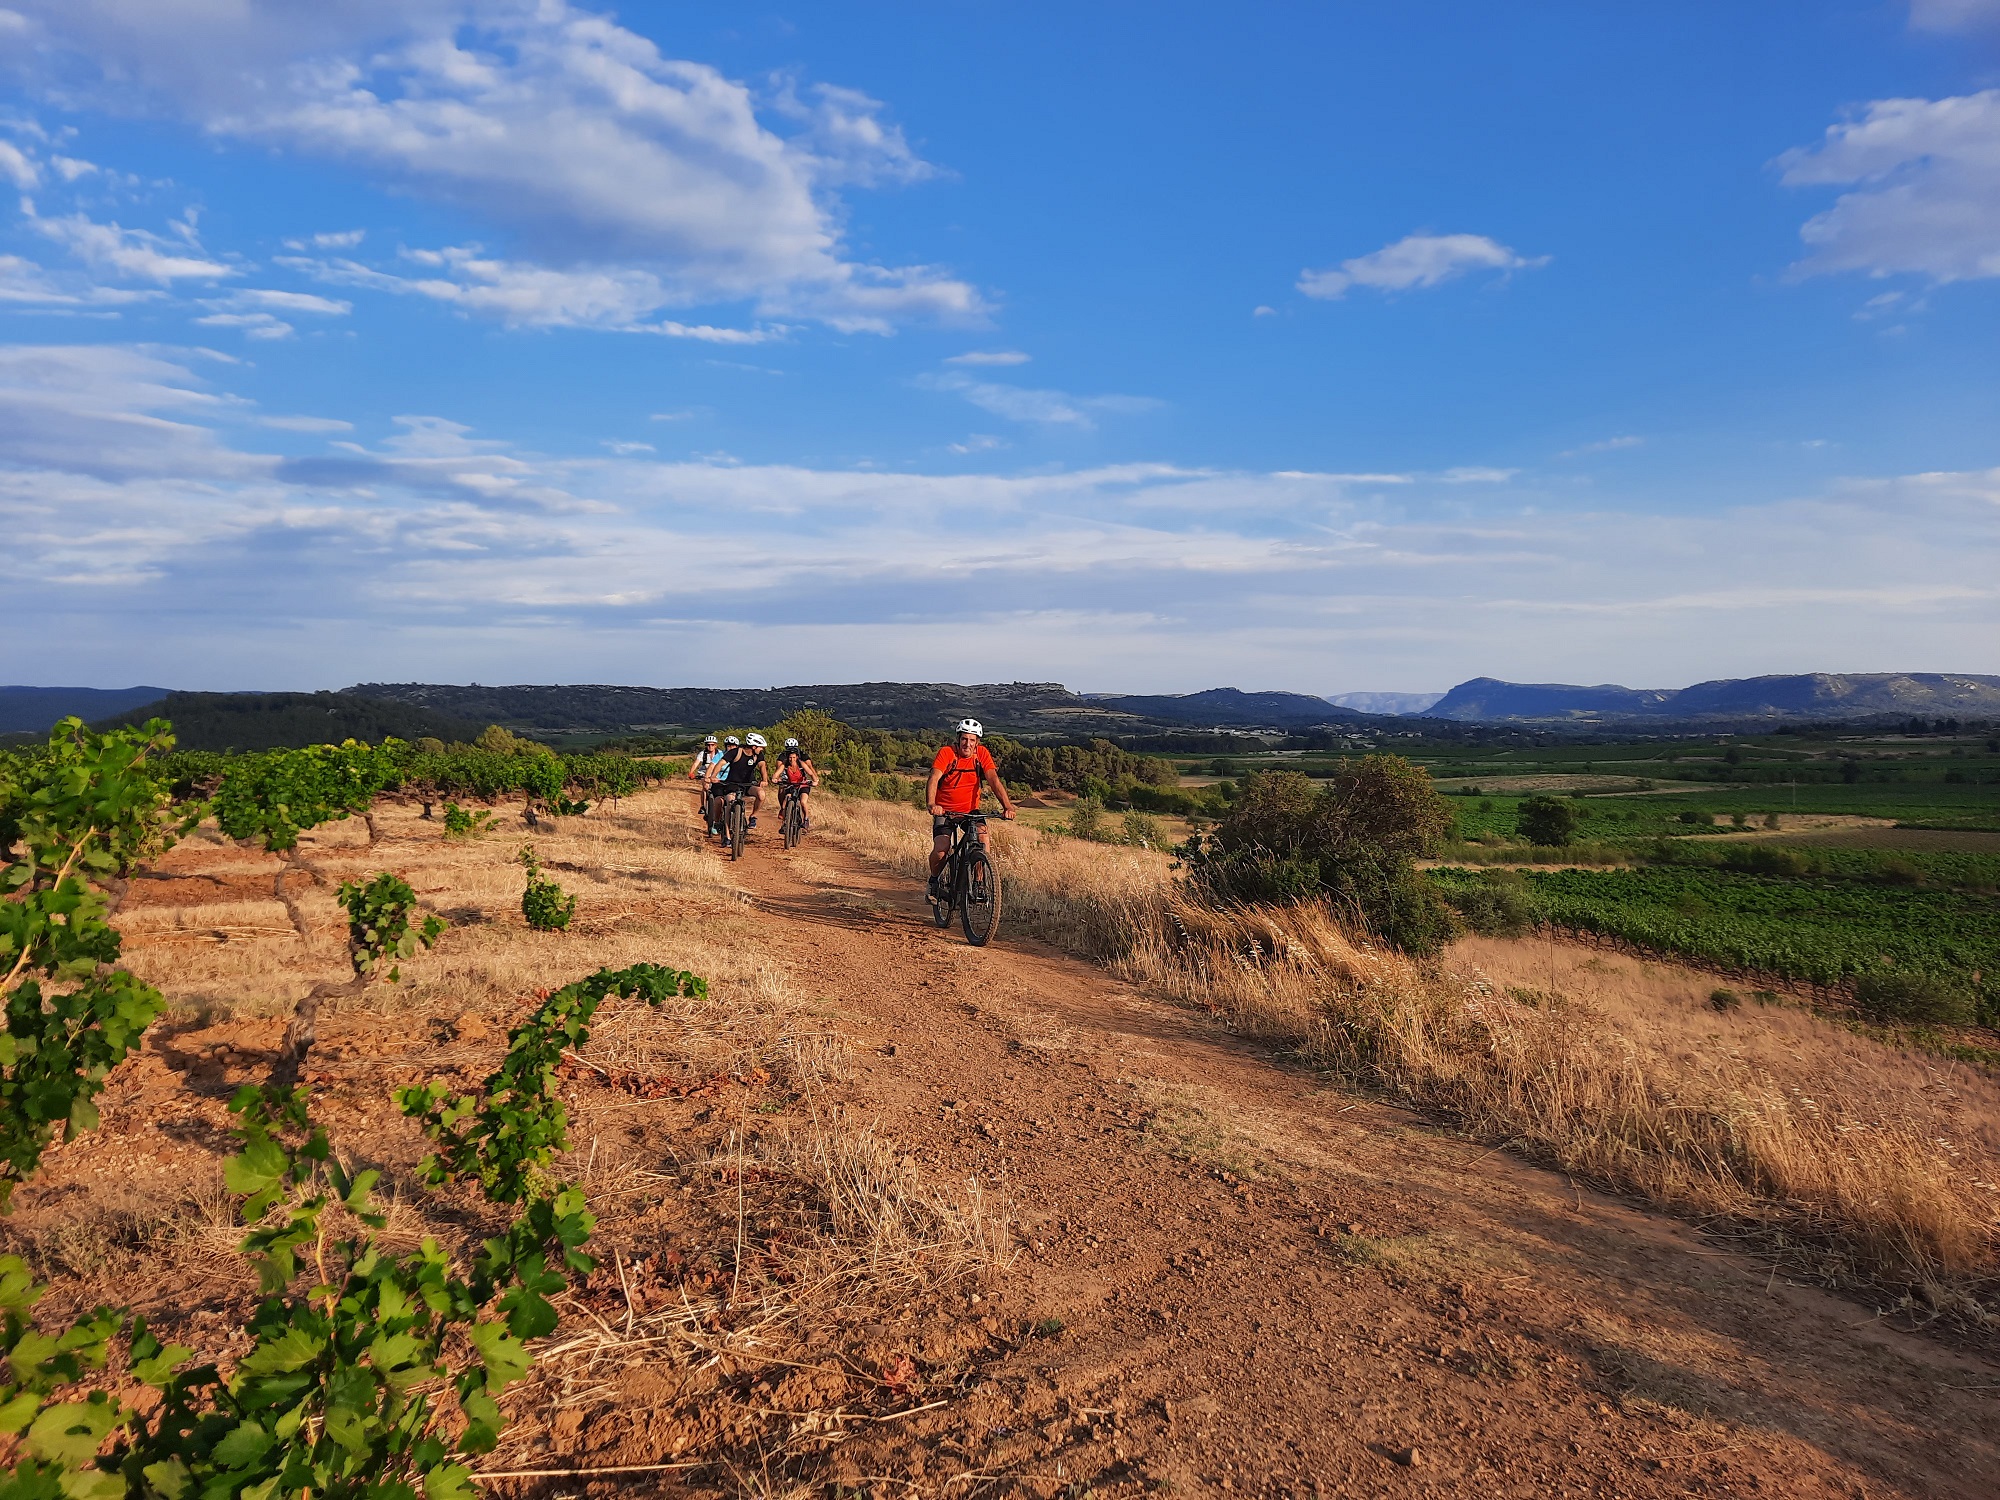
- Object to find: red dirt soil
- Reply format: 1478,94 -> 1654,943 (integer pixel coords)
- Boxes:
709,824 -> 1999,1498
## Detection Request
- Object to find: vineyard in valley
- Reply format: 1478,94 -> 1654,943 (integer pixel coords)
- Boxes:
1432,865 -> 2000,1011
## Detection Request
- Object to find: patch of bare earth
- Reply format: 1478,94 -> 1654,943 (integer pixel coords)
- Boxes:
4,787 -> 1995,1496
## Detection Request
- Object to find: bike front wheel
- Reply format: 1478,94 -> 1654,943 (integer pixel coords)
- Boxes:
958,848 -> 1001,946
783,796 -> 803,848
728,799 -> 746,860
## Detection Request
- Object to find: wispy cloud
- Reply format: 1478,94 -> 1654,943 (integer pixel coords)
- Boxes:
1557,435 -> 1644,459
922,371 -> 1159,429
1298,232 -> 1548,299
283,247 -> 785,339
8,342 -> 1991,691
1908,0 -> 2000,31
945,350 -> 1030,366
26,205 -> 235,283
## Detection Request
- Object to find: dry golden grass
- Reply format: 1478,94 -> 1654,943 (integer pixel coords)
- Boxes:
818,793 -> 2000,1311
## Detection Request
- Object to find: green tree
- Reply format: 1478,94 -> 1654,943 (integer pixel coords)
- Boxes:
1515,795 -> 1580,847
770,708 -> 843,762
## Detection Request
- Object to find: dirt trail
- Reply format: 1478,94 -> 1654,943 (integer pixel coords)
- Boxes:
727,823 -> 1999,1497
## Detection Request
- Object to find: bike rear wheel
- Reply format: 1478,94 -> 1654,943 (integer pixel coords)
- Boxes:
728,798 -> 746,860
958,848 -> 1000,946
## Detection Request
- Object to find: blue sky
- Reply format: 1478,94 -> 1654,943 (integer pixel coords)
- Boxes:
2,1 -> 1997,696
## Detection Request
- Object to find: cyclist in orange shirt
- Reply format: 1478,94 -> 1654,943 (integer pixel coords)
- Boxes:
925,718 -> 1015,898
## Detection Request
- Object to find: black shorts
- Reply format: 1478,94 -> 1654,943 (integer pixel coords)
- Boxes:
933,813 -> 983,837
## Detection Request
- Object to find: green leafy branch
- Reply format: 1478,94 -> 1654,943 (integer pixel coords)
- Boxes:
336,876 -> 445,985
398,964 -> 706,1206
0,719 -> 189,1212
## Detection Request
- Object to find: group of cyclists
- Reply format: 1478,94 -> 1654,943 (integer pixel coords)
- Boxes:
685,718 -> 1017,940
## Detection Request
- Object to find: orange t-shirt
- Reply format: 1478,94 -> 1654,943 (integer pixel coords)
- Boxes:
931,744 -> 997,814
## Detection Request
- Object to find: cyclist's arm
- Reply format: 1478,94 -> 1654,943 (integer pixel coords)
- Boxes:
801,757 -> 818,785
925,762 -> 947,816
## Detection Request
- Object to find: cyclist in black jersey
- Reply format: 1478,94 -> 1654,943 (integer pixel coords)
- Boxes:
706,732 -> 769,831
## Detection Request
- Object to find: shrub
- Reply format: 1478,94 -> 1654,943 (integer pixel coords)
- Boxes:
1440,869 -> 1537,937
1515,795 -> 1580,847
1067,797 -> 1108,842
1852,972 -> 1975,1026
1709,987 -> 1742,1012
518,844 -> 577,932
1184,758 -> 1459,956
1763,811 -> 1781,830
1122,809 -> 1164,847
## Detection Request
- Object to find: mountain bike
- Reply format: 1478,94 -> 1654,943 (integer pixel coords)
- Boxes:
711,786 -> 748,860
778,781 -> 811,848
930,813 -> 1001,946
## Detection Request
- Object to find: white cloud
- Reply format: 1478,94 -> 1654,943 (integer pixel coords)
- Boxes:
945,350 -> 1031,366
259,415 -> 354,433
923,371 -> 1159,429
193,311 -> 295,340
228,288 -> 353,316
603,440 -> 655,455
1557,435 -> 1644,459
0,344 -> 260,480
0,139 -> 40,189
283,247 -> 781,340
6,343 -> 1994,693
25,205 -> 235,282
191,287 -> 355,338
1908,0 -> 2000,30
1778,91 -> 2000,283
1438,466 -> 1519,484
0,254 -> 151,307
1252,305 -> 1276,317
6,1 -> 984,333
1299,233 -> 1548,299
947,434 -> 1004,454
769,78 -> 936,188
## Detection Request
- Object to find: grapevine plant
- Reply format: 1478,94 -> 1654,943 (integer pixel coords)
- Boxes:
335,875 -> 446,984
516,847 -> 576,933
0,719 -> 188,1210
0,715 -> 711,1498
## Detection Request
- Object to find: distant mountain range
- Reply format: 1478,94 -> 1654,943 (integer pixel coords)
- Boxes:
4,670 -> 1993,748
0,685 -> 167,734
1425,673 -> 2000,723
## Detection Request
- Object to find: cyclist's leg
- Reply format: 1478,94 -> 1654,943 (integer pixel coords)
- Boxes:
928,816 -> 952,894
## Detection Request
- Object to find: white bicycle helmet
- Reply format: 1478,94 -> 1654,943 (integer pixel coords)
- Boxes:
783,737 -> 800,749
746,733 -> 767,748
704,734 -> 718,745
955,718 -> 984,737
725,735 -> 740,745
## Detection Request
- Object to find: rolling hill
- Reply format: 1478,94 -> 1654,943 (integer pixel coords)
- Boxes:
1426,672 -> 2000,723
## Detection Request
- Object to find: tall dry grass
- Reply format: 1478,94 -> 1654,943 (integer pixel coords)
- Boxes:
819,794 -> 2000,1311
